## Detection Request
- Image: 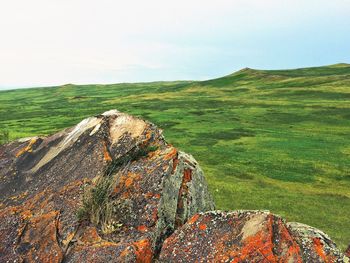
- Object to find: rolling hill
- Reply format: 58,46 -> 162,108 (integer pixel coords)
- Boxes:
0,63 -> 349,248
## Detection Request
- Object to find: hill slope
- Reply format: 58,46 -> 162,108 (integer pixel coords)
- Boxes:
0,63 -> 349,248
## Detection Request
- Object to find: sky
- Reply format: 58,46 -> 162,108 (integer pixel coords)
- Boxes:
0,0 -> 349,89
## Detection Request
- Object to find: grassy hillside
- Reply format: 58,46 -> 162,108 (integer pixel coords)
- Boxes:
1,63 -> 349,249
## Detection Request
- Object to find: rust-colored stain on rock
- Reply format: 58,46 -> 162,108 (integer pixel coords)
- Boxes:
15,137 -> 38,157
103,140 -> 112,162
137,225 -> 148,233
199,223 -> 207,231
133,238 -> 153,263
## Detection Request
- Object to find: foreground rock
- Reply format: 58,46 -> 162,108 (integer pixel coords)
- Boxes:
0,110 -> 214,262
159,211 -> 348,263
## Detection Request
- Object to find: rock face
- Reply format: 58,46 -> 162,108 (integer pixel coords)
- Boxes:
159,211 -> 348,263
0,110 -> 348,263
0,110 -> 214,262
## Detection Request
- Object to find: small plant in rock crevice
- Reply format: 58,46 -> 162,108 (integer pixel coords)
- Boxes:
76,144 -> 159,234
76,176 -> 122,234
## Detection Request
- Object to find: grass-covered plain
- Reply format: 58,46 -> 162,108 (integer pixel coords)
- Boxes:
1,63 -> 349,249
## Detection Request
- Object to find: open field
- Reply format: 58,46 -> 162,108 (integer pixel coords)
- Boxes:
1,63 -> 349,249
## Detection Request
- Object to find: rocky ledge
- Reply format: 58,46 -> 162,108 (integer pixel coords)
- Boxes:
159,211 -> 348,262
0,110 -> 348,263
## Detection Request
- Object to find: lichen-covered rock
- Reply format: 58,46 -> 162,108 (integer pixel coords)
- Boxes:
159,210 -> 348,263
0,110 -> 214,263
287,222 -> 348,262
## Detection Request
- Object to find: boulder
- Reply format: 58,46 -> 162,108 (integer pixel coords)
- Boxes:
159,210 -> 348,263
0,110 -> 214,263
287,222 -> 347,263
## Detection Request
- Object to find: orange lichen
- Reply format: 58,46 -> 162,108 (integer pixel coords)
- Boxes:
188,214 -> 200,224
133,238 -> 153,263
147,149 -> 159,158
126,172 -> 141,186
164,147 -> 178,160
112,172 -> 141,195
17,211 -> 63,263
20,210 -> 33,220
122,191 -> 131,198
112,185 -> 121,195
313,238 -> 327,262
137,225 -> 148,232
103,141 -> 112,162
125,177 -> 134,188
237,230 -> 276,262
139,131 -> 153,148
145,192 -> 153,198
199,223 -> 207,231
224,215 -> 303,263
16,138 -> 37,157
145,192 -> 161,199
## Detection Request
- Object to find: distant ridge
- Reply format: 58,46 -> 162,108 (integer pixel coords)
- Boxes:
1,63 -> 349,92
221,62 -> 350,80
229,62 -> 350,75
328,62 -> 350,68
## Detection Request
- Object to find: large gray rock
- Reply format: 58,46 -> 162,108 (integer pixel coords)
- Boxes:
159,210 -> 348,263
0,110 -> 214,263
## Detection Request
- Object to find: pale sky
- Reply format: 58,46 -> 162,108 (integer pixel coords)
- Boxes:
0,0 -> 349,89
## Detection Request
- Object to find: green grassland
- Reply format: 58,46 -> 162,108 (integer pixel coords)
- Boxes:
1,63 -> 349,249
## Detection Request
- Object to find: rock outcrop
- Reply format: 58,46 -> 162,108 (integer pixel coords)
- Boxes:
159,211 -> 348,262
0,110 -> 214,262
0,110 -> 348,263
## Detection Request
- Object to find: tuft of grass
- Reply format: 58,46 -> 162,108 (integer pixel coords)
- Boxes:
77,145 -> 159,233
77,176 -> 122,234
0,128 -> 9,145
